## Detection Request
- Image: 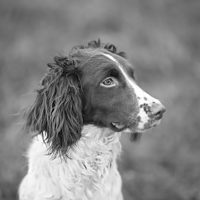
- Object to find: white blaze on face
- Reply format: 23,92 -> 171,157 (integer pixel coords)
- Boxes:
102,53 -> 163,131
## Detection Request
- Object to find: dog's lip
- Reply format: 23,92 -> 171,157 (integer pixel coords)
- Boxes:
111,122 -> 126,131
129,120 -> 161,140
111,120 -> 159,133
111,118 -> 162,139
111,121 -> 139,132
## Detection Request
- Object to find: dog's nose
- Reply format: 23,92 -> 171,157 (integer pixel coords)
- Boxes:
151,102 -> 166,120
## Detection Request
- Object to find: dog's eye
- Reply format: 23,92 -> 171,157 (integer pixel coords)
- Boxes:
100,77 -> 118,88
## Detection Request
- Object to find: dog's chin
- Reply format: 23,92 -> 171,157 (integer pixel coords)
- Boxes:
110,119 -> 162,141
110,121 -> 142,134
110,117 -> 162,141
129,119 -> 163,141
110,122 -> 141,141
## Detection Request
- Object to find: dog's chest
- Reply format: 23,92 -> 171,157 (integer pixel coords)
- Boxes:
59,132 -> 122,199
27,126 -> 123,200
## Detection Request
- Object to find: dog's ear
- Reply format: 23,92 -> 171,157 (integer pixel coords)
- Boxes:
26,56 -> 83,157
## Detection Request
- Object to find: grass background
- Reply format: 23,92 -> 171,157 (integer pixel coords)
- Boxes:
0,0 -> 200,199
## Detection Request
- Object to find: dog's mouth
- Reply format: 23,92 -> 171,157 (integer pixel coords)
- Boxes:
111,118 -> 161,131
111,122 -> 126,131
111,121 -> 141,133
129,119 -> 162,141
111,117 -> 162,140
111,121 -> 144,141
111,121 -> 144,133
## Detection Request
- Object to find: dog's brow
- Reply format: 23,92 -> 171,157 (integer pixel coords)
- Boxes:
101,53 -> 133,86
101,53 -> 120,66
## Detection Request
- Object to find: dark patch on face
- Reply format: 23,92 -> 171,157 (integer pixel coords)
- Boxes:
80,53 -> 139,131
143,104 -> 151,114
106,67 -> 120,80
140,103 -> 151,115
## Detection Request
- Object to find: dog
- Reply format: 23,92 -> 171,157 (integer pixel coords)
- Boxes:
19,39 -> 165,200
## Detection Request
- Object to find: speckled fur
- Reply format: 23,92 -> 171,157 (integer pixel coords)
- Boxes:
19,125 -> 123,200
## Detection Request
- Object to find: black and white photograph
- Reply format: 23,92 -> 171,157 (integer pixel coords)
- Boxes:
0,0 -> 200,200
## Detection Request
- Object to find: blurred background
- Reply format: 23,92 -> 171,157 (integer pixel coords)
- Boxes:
1,0 -> 200,199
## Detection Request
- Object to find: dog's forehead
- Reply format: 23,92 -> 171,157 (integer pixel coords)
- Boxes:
101,52 -> 133,70
81,51 -> 134,76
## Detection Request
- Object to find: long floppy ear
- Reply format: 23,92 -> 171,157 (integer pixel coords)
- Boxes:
26,56 -> 83,157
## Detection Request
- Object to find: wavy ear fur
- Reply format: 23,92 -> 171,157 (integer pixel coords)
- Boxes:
26,56 -> 83,157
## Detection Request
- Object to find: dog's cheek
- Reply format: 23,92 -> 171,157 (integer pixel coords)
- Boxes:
136,108 -> 150,130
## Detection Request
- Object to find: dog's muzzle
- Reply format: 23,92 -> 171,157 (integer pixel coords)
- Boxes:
136,100 -> 166,132
151,102 -> 166,120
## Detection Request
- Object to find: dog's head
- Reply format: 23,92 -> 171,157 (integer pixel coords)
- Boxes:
26,39 -> 165,156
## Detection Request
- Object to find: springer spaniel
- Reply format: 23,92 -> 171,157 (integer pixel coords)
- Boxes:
19,39 -> 165,200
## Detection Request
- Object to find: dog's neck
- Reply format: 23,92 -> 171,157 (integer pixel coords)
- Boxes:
68,125 -> 122,161
30,125 -> 122,162
27,126 -> 122,198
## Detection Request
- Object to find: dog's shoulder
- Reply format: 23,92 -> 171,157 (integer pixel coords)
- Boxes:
19,136 -> 62,200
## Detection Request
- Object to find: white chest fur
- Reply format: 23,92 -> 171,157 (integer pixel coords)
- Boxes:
19,125 -> 123,200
